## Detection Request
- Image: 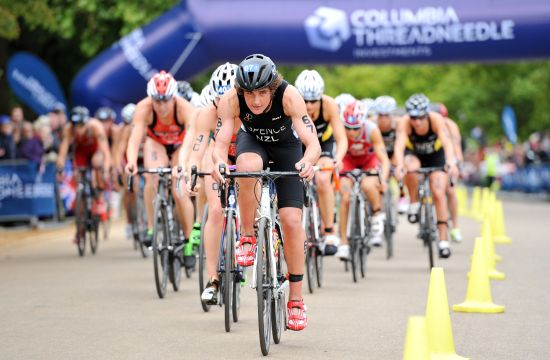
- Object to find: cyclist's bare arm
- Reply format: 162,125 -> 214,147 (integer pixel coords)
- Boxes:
213,90 -> 238,168
126,100 -> 149,170
283,85 -> 321,169
324,95 -> 348,164
56,124 -> 72,169
371,127 -> 391,182
90,119 -> 112,170
393,116 -> 410,174
177,107 -> 200,171
445,118 -> 464,163
431,112 -> 456,166
187,106 -> 216,174
115,126 -> 131,170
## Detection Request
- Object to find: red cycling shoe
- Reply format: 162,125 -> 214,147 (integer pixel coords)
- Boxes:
236,236 -> 256,267
287,299 -> 308,331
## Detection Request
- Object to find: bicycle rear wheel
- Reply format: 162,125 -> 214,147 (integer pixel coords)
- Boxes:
198,205 -> 210,312
89,215 -> 99,255
315,247 -> 323,288
224,211 -> 236,332
136,192 -> 149,258
256,218 -> 272,356
271,227 -> 285,345
383,190 -> 393,259
170,222 -> 182,292
153,199 -> 169,299
423,203 -> 435,269
75,191 -> 86,257
349,197 -> 359,283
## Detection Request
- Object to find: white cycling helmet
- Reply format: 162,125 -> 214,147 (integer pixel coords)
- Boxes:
147,71 -> 178,101
295,69 -> 324,101
374,96 -> 397,115
121,103 -> 136,124
334,93 -> 356,117
198,84 -> 216,108
210,62 -> 238,97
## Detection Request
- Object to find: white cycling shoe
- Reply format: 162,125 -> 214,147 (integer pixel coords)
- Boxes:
322,234 -> 340,256
336,244 -> 350,260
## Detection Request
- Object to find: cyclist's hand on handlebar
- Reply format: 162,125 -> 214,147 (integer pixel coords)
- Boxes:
212,161 -> 227,185
379,180 -> 388,194
334,158 -> 344,172
172,165 -> 184,180
394,164 -> 404,182
296,160 -> 314,182
125,162 -> 137,176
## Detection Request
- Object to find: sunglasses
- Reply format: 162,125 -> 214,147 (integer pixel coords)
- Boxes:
151,94 -> 174,102
304,100 -> 319,104
410,115 -> 427,121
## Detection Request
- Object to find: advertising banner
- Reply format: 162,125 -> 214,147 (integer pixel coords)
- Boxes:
71,0 -> 550,114
7,52 -> 68,115
0,162 -> 57,220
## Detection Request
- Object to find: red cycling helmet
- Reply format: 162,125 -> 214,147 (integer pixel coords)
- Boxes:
342,100 -> 365,129
147,71 -> 178,101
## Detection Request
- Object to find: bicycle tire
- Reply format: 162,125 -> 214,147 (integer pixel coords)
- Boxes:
303,207 -> 315,294
230,215 -> 241,323
89,215 -> 99,255
359,204 -> 367,279
256,217 -> 272,356
137,193 -> 148,258
271,224 -> 285,345
75,190 -> 86,257
315,248 -> 323,288
384,190 -> 394,260
198,205 -> 210,312
153,199 -> 169,299
349,196 -> 358,283
424,203 -> 435,269
224,210 -> 235,332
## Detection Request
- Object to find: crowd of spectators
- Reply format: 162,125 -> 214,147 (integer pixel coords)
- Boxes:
0,105 -> 66,167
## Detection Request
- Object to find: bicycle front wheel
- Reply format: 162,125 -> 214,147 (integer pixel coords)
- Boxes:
75,190 -> 86,257
349,197 -> 359,283
153,199 -> 169,299
256,218 -> 272,356
271,223 -> 285,345
198,205 -> 210,312
384,191 -> 394,260
89,215 -> 99,255
224,211 -> 236,332
423,203 -> 435,269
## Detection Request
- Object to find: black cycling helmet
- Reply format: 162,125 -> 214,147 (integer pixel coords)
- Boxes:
177,81 -> 194,101
236,54 -> 277,91
405,94 -> 430,117
70,106 -> 90,124
95,106 -> 116,122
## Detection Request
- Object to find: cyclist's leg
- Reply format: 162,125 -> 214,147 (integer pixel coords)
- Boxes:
171,147 -> 194,238
235,131 -> 268,266
404,154 -> 421,222
91,150 -> 108,221
361,175 -> 384,245
202,148 -> 223,280
315,155 -> 338,251
143,138 -> 168,241
429,170 -> 451,255
338,177 -> 353,246
446,182 -> 461,242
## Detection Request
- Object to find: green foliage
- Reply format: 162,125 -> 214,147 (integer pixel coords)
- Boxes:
280,61 -> 550,142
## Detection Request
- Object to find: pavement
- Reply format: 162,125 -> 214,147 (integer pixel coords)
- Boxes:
1,198 -> 549,359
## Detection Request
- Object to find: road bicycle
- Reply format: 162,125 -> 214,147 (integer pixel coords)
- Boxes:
341,169 -> 380,283
220,165 -> 306,356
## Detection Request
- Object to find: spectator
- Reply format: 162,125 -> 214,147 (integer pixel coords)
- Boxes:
17,121 -> 44,165
48,103 -> 66,152
10,105 -> 25,145
0,115 -> 16,160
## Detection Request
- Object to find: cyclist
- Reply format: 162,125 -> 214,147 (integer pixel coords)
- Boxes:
337,101 -> 390,258
434,103 -> 464,242
177,80 -> 194,102
115,103 -> 138,239
334,93 -> 356,119
212,54 -> 320,331
56,106 -> 112,242
393,94 -> 458,258
180,63 -> 239,304
294,69 -> 347,255
373,95 -> 409,214
125,70 -> 196,248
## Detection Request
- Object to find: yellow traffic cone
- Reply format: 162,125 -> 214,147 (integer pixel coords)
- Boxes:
469,187 -> 482,220
457,186 -> 468,217
403,316 -> 430,360
425,268 -> 468,360
492,200 -> 512,244
480,187 -> 491,219
481,221 -> 505,280
453,238 -> 505,313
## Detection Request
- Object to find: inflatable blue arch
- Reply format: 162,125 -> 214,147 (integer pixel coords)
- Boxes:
71,0 -> 550,115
